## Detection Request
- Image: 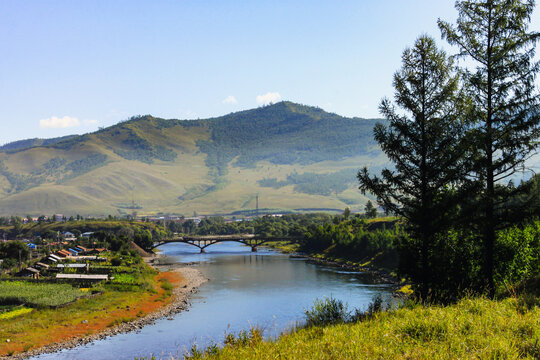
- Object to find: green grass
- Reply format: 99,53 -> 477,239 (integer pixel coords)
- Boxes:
158,278 -> 173,299
0,281 -> 86,308
108,316 -> 136,327
188,297 -> 539,359
110,273 -> 140,285
263,241 -> 300,253
105,262 -> 156,292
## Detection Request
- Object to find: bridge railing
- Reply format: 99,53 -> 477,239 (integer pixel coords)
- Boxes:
152,234 -> 303,252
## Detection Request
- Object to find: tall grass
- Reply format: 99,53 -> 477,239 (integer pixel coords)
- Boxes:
186,296 -> 539,359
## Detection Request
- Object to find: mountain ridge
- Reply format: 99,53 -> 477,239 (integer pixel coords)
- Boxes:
0,102 -> 386,216
0,135 -> 79,153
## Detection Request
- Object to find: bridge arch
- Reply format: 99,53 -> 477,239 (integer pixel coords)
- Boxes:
151,235 -> 300,253
152,239 -> 269,253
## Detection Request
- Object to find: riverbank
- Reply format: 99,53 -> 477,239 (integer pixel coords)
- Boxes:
296,254 -> 412,297
188,296 -> 540,359
0,261 -> 207,360
299,254 -> 400,285
264,242 -> 406,294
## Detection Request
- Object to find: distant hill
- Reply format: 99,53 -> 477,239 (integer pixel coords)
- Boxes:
0,102 -> 387,216
0,135 -> 77,152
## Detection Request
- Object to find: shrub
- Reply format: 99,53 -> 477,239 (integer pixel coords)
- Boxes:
351,294 -> 387,322
224,327 -> 263,349
304,296 -> 349,327
495,221 -> 540,286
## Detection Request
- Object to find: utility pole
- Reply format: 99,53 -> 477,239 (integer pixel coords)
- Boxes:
256,195 -> 259,217
131,194 -> 136,221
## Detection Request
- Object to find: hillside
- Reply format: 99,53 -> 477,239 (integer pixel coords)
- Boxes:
0,102 -> 387,216
0,135 -> 78,152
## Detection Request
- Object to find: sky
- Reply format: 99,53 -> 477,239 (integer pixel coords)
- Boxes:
0,0 -> 539,145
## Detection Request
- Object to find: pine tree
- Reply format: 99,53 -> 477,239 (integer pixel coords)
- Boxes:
358,35 -> 466,297
364,201 -> 377,218
439,0 -> 540,296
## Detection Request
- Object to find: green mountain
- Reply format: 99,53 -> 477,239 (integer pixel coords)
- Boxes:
0,102 -> 387,216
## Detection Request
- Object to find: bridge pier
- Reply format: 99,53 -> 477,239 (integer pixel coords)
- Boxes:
200,248 -> 205,253
251,246 -> 257,252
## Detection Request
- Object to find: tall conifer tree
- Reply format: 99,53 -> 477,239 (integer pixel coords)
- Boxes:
439,0 -> 540,296
358,36 -> 466,297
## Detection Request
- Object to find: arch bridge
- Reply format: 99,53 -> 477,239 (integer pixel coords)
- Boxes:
152,234 -> 302,253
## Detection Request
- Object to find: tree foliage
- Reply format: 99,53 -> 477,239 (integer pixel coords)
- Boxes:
258,168 -> 359,196
198,102 -> 382,175
364,201 -> 377,218
439,0 -> 540,296
358,35 -> 466,297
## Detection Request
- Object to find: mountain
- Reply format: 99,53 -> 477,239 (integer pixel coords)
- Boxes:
0,135 -> 78,152
0,102 -> 388,216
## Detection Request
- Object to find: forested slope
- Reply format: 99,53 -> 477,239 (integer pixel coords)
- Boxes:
0,102 -> 386,216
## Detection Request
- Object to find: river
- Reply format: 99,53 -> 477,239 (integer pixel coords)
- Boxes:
32,242 -> 394,360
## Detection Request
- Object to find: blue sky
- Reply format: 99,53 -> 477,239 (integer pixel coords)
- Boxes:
1,0 -> 539,145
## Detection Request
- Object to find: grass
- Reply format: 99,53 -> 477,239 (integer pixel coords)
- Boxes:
0,307 -> 33,320
109,316 -> 136,327
187,296 -> 539,359
157,278 -> 174,300
0,267 -> 182,357
159,278 -> 173,292
110,273 -> 140,285
0,281 -> 86,308
263,241 -> 300,253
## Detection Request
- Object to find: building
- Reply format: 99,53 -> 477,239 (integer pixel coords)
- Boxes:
63,232 -> 76,241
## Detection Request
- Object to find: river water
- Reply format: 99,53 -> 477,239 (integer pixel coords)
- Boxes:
32,242 -> 393,360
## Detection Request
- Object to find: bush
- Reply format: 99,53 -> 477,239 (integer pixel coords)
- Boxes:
224,327 -> 263,349
351,294 -> 386,322
495,221 -> 540,286
304,296 -> 349,327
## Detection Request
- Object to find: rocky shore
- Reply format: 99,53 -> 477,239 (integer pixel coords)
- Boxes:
4,261 -> 207,360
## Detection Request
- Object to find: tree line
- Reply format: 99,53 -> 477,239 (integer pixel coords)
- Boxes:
358,0 -> 539,299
